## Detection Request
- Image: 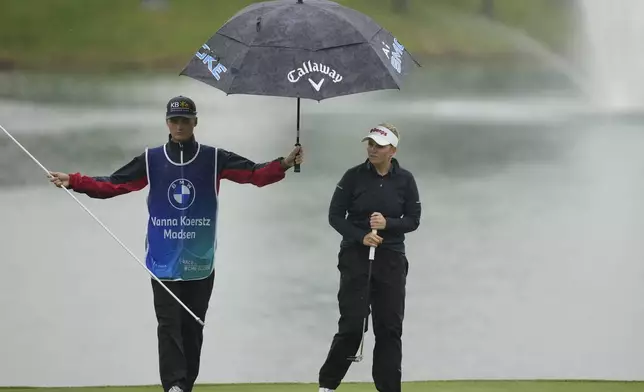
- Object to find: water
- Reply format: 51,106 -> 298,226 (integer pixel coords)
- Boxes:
576,0 -> 644,111
430,10 -> 593,99
1,65 -> 644,388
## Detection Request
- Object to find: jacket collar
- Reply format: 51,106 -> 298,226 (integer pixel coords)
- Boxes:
166,134 -> 198,151
365,157 -> 399,175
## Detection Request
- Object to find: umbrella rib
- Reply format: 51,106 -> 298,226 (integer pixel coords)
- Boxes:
216,32 -> 250,47
217,32 -> 306,50
310,41 -> 365,52
218,31 -> 366,51
367,27 -> 385,45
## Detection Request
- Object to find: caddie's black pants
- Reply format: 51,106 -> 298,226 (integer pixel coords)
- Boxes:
151,271 -> 215,392
319,245 -> 409,392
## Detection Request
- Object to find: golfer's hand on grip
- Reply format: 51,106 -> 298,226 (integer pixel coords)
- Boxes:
370,212 -> 386,230
48,172 -> 70,188
363,229 -> 382,247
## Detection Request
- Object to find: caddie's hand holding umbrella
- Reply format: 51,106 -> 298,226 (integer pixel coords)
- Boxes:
179,0 -> 420,172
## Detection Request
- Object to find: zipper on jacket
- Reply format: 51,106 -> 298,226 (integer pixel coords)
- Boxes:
178,142 -> 185,249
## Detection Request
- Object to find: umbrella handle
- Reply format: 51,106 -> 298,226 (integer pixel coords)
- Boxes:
294,97 -> 302,173
294,142 -> 302,173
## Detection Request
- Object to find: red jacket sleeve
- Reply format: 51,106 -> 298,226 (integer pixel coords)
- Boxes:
69,173 -> 148,199
218,149 -> 287,187
68,153 -> 148,199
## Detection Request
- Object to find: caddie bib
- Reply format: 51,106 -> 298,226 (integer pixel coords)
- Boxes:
144,143 -> 218,281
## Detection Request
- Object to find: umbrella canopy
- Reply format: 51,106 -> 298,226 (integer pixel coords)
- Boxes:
181,0 -> 420,100
180,0 -> 421,171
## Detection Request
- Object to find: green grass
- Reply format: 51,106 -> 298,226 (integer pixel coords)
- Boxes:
0,0 -> 573,72
2,381 -> 644,392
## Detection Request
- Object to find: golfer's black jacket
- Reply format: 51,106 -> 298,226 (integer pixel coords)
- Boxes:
329,158 -> 421,253
68,135 -> 288,198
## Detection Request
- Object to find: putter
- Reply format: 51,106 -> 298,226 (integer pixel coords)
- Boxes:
347,229 -> 377,362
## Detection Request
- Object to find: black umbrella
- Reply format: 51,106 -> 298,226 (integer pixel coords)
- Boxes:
180,0 -> 421,172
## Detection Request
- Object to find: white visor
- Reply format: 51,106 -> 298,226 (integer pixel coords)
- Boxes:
361,126 -> 399,147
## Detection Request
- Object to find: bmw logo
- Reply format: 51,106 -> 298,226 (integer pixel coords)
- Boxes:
167,178 -> 196,210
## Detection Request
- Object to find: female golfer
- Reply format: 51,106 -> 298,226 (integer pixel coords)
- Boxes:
318,123 -> 421,392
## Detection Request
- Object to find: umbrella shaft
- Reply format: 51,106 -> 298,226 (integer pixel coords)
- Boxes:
296,97 -> 300,143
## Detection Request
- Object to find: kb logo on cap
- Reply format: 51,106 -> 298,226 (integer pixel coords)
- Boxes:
170,101 -> 191,109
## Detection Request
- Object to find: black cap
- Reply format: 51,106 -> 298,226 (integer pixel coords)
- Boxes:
166,96 -> 197,119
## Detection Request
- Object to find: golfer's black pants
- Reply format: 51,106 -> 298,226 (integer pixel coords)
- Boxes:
319,246 -> 409,392
151,271 -> 215,392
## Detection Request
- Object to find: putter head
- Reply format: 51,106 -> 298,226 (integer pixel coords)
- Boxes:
347,355 -> 363,362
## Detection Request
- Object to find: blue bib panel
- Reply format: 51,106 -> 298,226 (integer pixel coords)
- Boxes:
145,144 -> 218,281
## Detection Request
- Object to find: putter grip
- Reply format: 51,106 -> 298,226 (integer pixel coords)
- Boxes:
368,229 -> 377,260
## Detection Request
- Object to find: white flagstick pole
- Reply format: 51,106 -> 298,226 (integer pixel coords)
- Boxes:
0,124 -> 205,326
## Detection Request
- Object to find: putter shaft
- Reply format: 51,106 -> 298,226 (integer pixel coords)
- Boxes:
347,245 -> 375,362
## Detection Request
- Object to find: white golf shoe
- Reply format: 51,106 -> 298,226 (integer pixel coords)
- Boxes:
169,387 -> 184,392
319,388 -> 335,392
